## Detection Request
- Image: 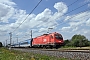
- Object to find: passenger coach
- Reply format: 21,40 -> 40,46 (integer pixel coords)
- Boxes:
19,39 -> 32,47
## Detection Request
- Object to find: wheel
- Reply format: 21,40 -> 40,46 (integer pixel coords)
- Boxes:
50,46 -> 53,49
55,45 -> 59,49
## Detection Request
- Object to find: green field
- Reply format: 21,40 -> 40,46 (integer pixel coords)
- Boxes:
0,47 -> 68,60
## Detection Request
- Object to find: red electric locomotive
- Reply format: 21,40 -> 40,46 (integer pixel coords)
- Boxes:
32,32 -> 63,48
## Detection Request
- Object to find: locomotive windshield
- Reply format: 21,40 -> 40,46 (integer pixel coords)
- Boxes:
55,34 -> 63,40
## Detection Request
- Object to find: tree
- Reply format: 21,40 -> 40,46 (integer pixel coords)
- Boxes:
64,39 -> 71,46
88,41 -> 90,46
71,34 -> 89,47
0,42 -> 2,47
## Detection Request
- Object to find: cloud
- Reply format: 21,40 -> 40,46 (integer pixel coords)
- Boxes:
54,2 -> 68,13
60,10 -> 90,40
0,0 -> 90,44
18,2 -> 68,32
64,11 -> 90,28
84,0 -> 90,7
0,1 -> 68,43
0,0 -> 16,6
61,26 -> 71,32
86,18 -> 90,26
35,8 -> 52,22
0,0 -> 16,23
39,28 -> 47,32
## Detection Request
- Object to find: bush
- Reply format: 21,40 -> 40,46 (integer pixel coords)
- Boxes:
63,34 -> 90,47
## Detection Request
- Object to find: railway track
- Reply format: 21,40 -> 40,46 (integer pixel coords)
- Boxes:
12,48 -> 90,60
12,47 -> 90,52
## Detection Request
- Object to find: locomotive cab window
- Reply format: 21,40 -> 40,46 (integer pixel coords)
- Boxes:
55,34 -> 63,40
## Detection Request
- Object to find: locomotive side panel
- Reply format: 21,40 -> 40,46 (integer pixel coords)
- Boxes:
32,37 -> 43,45
32,35 -> 50,46
42,35 -> 50,45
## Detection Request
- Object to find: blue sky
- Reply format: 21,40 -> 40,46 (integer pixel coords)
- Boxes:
0,0 -> 90,45
12,0 -> 88,14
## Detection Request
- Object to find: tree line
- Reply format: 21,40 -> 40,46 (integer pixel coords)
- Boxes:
64,34 -> 90,47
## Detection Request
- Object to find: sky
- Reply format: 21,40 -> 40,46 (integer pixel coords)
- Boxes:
0,0 -> 90,45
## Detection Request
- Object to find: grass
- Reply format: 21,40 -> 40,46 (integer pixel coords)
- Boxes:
0,47 -> 68,60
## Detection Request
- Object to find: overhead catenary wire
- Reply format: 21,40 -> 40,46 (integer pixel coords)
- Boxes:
57,8 -> 90,32
54,0 -> 79,14
58,1 -> 90,23
11,0 -> 79,33
40,0 -> 80,33
6,0 -> 89,44
5,0 -> 42,45
47,0 -> 89,32
12,0 -> 42,33
59,8 -> 90,26
66,2 -> 89,15
49,0 -> 80,25
67,0 -> 79,7
20,0 -> 87,36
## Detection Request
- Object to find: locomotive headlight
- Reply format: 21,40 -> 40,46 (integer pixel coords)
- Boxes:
59,41 -> 61,42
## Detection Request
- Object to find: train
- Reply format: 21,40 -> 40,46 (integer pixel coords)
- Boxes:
11,32 -> 64,49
